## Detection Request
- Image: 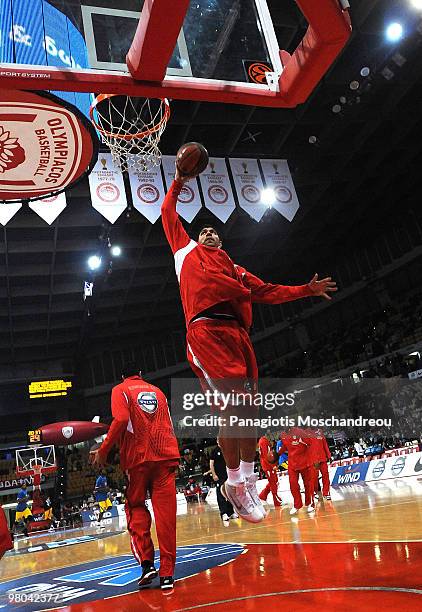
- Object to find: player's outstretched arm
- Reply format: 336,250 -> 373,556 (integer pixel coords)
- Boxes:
161,167 -> 192,254
239,267 -> 337,304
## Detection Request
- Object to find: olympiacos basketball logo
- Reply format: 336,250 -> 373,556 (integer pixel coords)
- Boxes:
0,126 -> 26,173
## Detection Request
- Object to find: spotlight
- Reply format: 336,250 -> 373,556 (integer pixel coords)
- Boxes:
410,0 -> 422,10
339,96 -> 347,104
332,104 -> 342,113
110,245 -> 121,257
381,66 -> 395,80
360,66 -> 370,77
261,188 -> 276,206
386,22 -> 403,42
88,255 -> 102,271
308,135 -> 318,144
349,80 -> 360,90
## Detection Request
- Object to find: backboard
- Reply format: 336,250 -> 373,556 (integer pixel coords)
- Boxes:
0,0 -> 352,108
16,445 -> 56,477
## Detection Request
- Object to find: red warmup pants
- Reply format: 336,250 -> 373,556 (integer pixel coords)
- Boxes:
314,461 -> 330,496
288,466 -> 314,509
125,461 -> 177,577
187,319 -> 258,392
259,467 -> 282,506
0,506 -> 12,559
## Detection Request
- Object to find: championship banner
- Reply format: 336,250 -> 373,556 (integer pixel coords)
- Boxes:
162,155 -> 202,223
228,158 -> 266,222
127,161 -> 166,224
88,154 -> 127,224
260,159 -> 300,221
29,192 -> 67,225
0,202 -> 22,226
199,157 -> 235,222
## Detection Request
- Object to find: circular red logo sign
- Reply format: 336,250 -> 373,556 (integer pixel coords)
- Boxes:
96,182 -> 120,203
137,183 -> 160,204
241,184 -> 260,203
178,185 -> 195,204
208,185 -> 228,204
275,186 -> 292,204
0,90 -> 98,202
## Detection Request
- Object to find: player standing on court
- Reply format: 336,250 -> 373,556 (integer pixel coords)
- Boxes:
14,483 -> 32,536
94,470 -> 112,527
258,434 -> 282,507
161,155 -> 337,524
278,428 -> 315,515
311,428 -> 332,500
90,362 -> 180,591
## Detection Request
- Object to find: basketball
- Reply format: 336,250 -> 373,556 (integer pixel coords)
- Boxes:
176,142 -> 209,177
267,449 -> 278,464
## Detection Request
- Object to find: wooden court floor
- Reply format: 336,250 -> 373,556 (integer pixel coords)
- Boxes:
1,476 -> 421,610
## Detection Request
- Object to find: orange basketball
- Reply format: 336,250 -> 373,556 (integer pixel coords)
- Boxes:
176,142 -> 209,177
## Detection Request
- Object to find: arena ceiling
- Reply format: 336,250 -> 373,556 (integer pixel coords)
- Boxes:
1,0 -> 422,372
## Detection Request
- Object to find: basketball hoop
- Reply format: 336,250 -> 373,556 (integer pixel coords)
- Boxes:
90,94 -> 170,174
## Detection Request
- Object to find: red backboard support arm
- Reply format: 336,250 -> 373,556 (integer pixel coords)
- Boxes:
0,0 -> 351,108
126,0 -> 191,82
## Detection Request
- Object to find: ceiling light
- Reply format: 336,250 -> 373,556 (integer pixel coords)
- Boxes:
261,188 -> 276,206
88,255 -> 102,271
386,22 -> 403,42
360,66 -> 370,77
110,245 -> 121,257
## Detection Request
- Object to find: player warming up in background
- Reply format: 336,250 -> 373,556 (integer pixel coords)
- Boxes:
14,483 -> 32,537
161,161 -> 337,524
278,428 -> 315,515
310,428 -> 332,500
90,362 -> 180,591
94,470 -> 112,527
258,434 -> 282,507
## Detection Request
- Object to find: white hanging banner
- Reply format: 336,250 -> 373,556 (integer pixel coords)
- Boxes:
260,159 -> 300,221
127,160 -> 166,224
88,154 -> 127,224
28,192 -> 67,225
229,158 -> 266,221
162,155 -> 202,223
0,202 -> 22,225
199,157 -> 235,222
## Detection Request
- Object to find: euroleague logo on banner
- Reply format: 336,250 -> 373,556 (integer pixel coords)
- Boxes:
0,91 -> 97,202
137,392 -> 158,414
241,184 -> 260,203
178,185 -> 195,204
137,183 -> 160,204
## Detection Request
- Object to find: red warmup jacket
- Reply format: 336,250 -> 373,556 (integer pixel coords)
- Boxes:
161,180 -> 314,331
278,429 -> 313,471
99,376 -> 180,470
258,436 -> 274,471
309,431 -> 331,463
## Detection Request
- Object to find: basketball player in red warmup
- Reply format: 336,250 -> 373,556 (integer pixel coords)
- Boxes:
278,428 -> 315,515
161,162 -> 337,523
258,434 -> 282,507
0,506 -> 12,559
90,362 -> 180,591
310,428 -> 332,500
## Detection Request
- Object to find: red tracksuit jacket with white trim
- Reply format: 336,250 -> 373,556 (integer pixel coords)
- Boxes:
161,179 -> 314,331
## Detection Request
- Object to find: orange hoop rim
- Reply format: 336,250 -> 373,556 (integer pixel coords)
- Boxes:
89,93 -> 171,141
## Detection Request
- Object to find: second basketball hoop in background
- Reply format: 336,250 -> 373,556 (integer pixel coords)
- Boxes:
176,142 -> 209,177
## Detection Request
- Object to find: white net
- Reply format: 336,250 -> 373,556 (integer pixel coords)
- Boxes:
91,95 -> 170,175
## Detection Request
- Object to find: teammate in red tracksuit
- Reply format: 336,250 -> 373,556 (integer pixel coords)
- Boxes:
278,428 -> 314,514
258,435 -> 282,507
0,506 -> 12,559
90,362 -> 180,591
161,168 -> 337,523
310,429 -> 332,499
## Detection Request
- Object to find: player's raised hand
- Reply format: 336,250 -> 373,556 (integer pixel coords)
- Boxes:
308,274 -> 337,300
175,165 -> 191,184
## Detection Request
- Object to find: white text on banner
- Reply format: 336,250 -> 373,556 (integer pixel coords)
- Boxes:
260,159 -> 299,221
29,192 -> 67,225
162,155 -> 202,223
229,158 -> 266,222
128,160 -> 166,224
199,157 -> 235,222
89,153 -> 127,224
